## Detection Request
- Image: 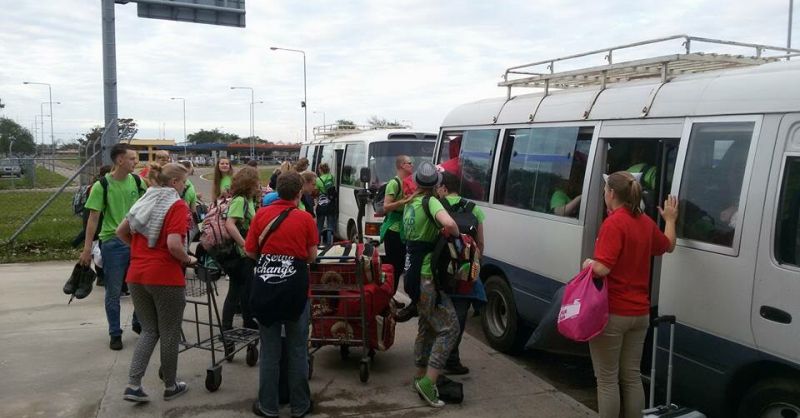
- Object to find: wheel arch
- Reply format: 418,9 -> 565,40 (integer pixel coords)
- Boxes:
725,359 -> 800,416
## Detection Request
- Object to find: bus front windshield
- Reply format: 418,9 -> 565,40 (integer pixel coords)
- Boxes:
369,141 -> 435,188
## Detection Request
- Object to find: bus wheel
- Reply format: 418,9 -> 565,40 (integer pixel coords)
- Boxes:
738,378 -> 800,418
347,222 -> 358,242
482,275 -> 522,353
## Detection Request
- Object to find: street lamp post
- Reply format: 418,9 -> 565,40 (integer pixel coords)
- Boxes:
24,82 -> 55,159
790,0 -> 795,51
230,86 -> 255,159
270,47 -> 307,143
39,101 -> 61,151
170,97 -> 187,159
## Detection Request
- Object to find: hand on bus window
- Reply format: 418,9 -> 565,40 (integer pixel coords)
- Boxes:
658,195 -> 679,223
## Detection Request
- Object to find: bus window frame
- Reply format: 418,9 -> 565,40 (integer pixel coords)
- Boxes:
771,152 -> 800,272
436,122 -> 600,226
671,115 -> 763,257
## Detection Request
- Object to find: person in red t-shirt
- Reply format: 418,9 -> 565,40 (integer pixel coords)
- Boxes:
581,171 -> 678,418
245,171 -> 318,418
116,162 -> 195,403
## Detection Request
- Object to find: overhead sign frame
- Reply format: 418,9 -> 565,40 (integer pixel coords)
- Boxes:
133,0 -> 246,28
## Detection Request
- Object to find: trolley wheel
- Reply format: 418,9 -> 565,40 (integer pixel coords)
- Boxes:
308,354 -> 314,380
340,345 -> 350,361
359,360 -> 370,383
205,366 -> 222,392
246,344 -> 259,367
224,341 -> 235,362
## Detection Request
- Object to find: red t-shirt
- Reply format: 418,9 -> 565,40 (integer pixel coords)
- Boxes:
245,199 -> 319,259
593,207 -> 671,316
126,200 -> 191,287
402,175 -> 417,197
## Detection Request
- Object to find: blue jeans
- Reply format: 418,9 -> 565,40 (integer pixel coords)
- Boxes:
256,301 -> 310,416
101,237 -> 139,337
316,213 -> 336,245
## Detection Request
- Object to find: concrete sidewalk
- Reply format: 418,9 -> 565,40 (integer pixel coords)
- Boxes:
0,261 -> 596,418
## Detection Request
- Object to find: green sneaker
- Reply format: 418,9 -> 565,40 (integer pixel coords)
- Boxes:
411,376 -> 421,393
415,376 -> 445,408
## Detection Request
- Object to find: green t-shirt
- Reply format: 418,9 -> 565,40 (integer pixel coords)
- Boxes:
627,163 -> 656,190
219,175 -> 233,194
298,199 -> 306,211
403,195 -> 445,276
182,179 -> 198,207
84,174 -> 146,241
316,173 -> 334,194
227,196 -> 255,256
383,177 -> 404,233
549,189 -> 571,212
443,195 -> 485,223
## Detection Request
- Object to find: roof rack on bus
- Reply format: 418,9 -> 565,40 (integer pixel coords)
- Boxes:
500,35 -> 800,100
312,124 -> 410,139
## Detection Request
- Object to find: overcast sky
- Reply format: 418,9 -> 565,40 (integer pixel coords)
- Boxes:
0,1 -> 796,144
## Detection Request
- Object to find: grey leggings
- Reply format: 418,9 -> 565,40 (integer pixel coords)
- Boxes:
128,283 -> 186,387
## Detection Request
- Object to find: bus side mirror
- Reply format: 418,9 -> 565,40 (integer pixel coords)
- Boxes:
359,167 -> 371,184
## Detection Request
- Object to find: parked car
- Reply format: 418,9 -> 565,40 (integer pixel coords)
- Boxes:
0,159 -> 22,177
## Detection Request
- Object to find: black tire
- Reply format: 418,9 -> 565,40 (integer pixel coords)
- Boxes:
481,275 -> 527,353
340,345 -> 350,361
205,366 -> 222,392
246,344 -> 259,367
359,360 -> 370,383
738,378 -> 800,418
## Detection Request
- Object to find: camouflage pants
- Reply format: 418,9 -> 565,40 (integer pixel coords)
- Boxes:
414,279 -> 459,370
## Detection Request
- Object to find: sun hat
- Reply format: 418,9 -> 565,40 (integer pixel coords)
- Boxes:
414,161 -> 442,188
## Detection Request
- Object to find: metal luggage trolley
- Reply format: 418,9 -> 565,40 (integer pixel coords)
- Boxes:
179,264 -> 260,392
308,252 -> 373,383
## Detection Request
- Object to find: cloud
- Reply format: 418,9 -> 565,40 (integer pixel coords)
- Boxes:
0,0 -> 796,143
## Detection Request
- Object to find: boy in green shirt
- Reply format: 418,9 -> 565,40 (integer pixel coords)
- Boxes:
381,155 -> 414,295
315,162 -> 336,245
402,161 -> 460,408
79,143 -> 146,350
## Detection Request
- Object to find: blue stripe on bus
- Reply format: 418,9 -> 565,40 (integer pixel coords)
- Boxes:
482,255 -> 799,417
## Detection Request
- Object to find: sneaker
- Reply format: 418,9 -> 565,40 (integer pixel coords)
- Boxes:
163,381 -> 189,401
110,336 -> 123,351
252,400 -> 279,417
132,322 -> 142,335
292,400 -> 314,418
411,376 -> 421,392
444,363 -> 470,375
395,303 -> 418,323
123,386 -> 149,403
415,376 -> 445,408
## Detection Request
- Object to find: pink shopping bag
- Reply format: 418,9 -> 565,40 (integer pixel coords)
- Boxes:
557,265 -> 608,342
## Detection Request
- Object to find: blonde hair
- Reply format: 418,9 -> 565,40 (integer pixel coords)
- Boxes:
606,171 -> 643,216
295,157 -> 310,172
147,162 -> 188,187
301,171 -> 317,184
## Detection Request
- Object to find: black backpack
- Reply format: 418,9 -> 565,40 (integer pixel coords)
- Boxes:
440,197 -> 479,238
372,177 -> 401,216
316,176 -> 337,216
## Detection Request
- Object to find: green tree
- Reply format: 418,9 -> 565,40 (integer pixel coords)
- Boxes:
188,128 -> 241,144
366,116 -> 403,128
78,118 -> 139,147
336,119 -> 356,130
0,117 -> 36,155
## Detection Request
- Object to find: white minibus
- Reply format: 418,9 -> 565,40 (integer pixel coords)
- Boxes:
299,129 -> 436,242
434,36 -> 800,418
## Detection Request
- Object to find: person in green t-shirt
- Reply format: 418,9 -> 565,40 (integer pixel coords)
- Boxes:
221,166 -> 260,331
401,161 -> 461,408
178,161 -> 198,214
551,161 -> 585,218
382,155 -> 415,294
435,171 -> 488,375
78,143 -> 146,350
315,163 -> 337,244
213,157 -> 235,202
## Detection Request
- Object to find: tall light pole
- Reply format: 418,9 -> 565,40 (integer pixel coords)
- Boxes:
170,97 -> 187,158
39,101 -> 61,153
270,47 -> 307,143
24,82 -> 54,157
790,0 -> 795,53
230,86 -> 254,159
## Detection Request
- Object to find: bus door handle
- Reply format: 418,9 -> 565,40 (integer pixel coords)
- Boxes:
759,305 -> 792,324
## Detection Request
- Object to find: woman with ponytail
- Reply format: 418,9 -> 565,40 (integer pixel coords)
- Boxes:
116,162 -> 195,403
581,171 -> 678,418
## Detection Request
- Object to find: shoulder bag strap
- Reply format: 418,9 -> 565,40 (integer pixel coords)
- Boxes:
99,175 -> 109,215
421,195 -> 441,228
257,207 -> 295,249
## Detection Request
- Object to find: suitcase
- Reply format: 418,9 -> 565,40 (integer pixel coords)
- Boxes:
642,315 -> 706,418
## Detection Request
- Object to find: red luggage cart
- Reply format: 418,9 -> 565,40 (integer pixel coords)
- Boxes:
308,249 -> 396,383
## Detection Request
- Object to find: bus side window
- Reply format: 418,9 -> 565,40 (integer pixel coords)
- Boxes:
775,157 -> 800,267
495,126 -> 590,218
677,122 -> 755,247
438,130 -> 499,202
